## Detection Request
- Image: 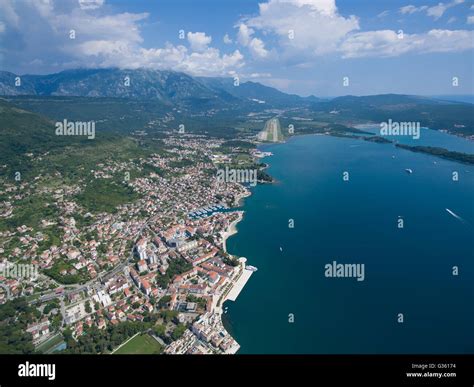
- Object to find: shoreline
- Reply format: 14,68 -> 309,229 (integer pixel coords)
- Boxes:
222,211 -> 243,253
216,189 -> 255,353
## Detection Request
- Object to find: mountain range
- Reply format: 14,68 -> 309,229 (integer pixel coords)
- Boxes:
0,68 -> 472,137
0,68 -> 317,109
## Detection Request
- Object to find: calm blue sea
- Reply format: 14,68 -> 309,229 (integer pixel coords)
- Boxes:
223,131 -> 474,354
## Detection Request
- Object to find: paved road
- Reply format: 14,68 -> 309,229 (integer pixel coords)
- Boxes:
28,214 -> 159,306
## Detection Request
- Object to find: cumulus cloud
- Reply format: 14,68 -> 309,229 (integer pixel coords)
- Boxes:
239,0 -> 473,62
187,31 -> 212,52
236,22 -> 270,58
237,23 -> 253,46
248,37 -> 269,58
243,0 -> 359,58
139,45 -> 244,75
223,33 -> 233,44
0,0 -> 472,77
0,0 -> 244,76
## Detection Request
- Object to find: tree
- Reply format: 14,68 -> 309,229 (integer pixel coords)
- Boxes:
160,310 -> 178,323
157,295 -> 171,309
153,324 -> 166,338
85,301 -> 92,314
171,324 -> 187,341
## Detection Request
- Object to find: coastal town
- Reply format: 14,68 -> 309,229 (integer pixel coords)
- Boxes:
0,132 -> 270,355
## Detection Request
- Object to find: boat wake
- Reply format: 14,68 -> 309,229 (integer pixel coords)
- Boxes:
445,208 -> 465,223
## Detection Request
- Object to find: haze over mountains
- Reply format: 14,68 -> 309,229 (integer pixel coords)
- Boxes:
0,68 -> 318,109
0,68 -> 473,138
1,68 -> 472,110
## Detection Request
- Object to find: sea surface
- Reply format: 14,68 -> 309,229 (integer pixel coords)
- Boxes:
223,129 -> 474,354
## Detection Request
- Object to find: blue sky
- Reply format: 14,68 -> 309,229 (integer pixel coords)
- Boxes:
0,0 -> 473,96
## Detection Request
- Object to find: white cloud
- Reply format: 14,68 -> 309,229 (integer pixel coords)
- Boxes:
223,33 -> 233,44
1,0 -> 472,78
400,0 -> 465,20
187,31 -> 212,52
236,22 -> 270,58
237,23 -> 253,46
377,10 -> 390,18
248,72 -> 272,78
78,0 -> 105,10
248,37 -> 270,58
427,0 -> 464,20
399,5 -> 428,15
239,0 -> 473,63
275,0 -> 337,15
0,0 -> 244,76
72,39 -> 244,76
244,0 -> 359,57
0,0 -> 20,27
340,29 -> 474,58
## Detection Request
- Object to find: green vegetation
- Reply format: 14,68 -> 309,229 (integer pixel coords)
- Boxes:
169,158 -> 194,168
152,324 -> 166,337
44,260 -> 87,284
35,333 -> 64,354
63,320 -> 153,354
157,295 -> 172,309
159,310 -> 178,323
0,298 -> 36,354
156,257 -> 192,289
396,144 -> 474,165
4,96 -> 170,135
363,136 -> 392,144
171,324 -> 187,341
222,254 -> 239,267
85,301 -> 92,314
221,140 -> 255,149
114,333 -> 163,355
0,194 -> 58,232
312,94 -> 474,136
0,99 -> 82,178
186,294 -> 207,310
43,300 -> 60,315
76,178 -> 138,214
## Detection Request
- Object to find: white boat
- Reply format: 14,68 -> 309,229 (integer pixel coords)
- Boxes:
279,247 -> 283,252
246,265 -> 258,272
405,168 -> 413,174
